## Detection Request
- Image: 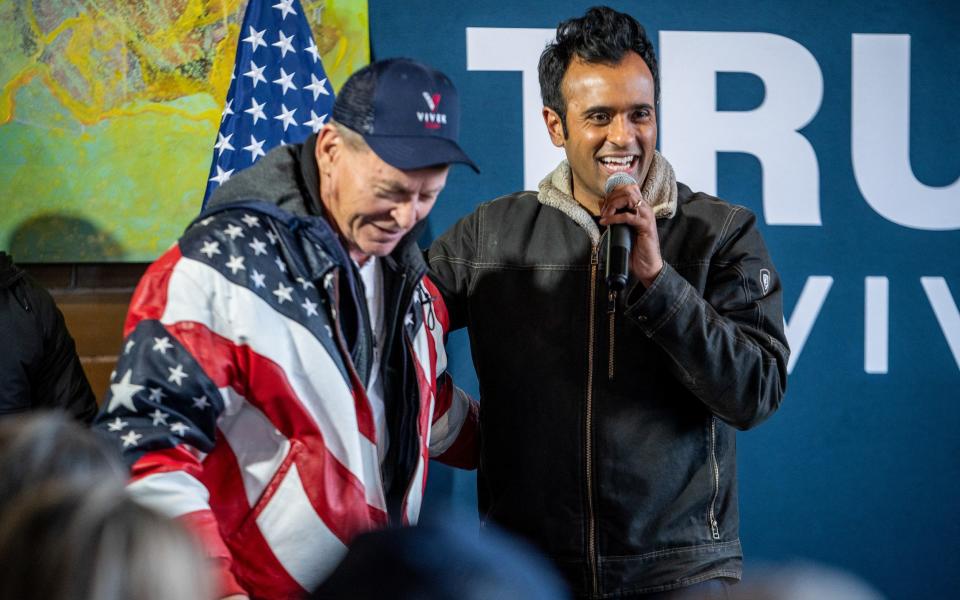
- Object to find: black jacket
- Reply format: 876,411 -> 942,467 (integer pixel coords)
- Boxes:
0,253 -> 97,422
428,161 -> 789,598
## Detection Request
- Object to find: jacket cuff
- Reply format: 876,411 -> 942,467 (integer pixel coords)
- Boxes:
624,262 -> 693,336
210,557 -> 246,598
432,399 -> 479,470
179,511 -> 245,597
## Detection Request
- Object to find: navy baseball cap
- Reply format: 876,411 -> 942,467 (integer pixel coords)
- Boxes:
332,58 -> 479,173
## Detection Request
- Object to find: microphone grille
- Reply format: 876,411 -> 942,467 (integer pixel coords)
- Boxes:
604,172 -> 637,195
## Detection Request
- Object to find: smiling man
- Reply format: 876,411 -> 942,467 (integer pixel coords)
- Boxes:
93,58 -> 480,600
428,7 -> 789,599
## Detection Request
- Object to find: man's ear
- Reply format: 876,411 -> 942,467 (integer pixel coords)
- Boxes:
543,107 -> 566,148
314,123 -> 341,174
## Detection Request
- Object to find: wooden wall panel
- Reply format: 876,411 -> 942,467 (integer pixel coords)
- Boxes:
55,292 -> 132,357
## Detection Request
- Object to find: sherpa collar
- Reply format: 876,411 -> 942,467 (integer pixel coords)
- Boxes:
536,152 -> 678,245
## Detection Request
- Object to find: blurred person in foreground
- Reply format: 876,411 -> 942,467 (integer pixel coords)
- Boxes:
725,562 -> 885,600
314,512 -> 570,600
0,482 -> 212,600
428,6 -> 789,598
92,58 -> 480,599
0,411 -> 124,508
0,412 -> 206,600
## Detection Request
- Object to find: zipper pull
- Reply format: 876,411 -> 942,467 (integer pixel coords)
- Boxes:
417,285 -> 437,331
607,290 -> 617,380
18,291 -> 31,312
711,519 -> 721,540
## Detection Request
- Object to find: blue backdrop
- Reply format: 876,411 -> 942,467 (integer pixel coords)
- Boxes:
369,2 -> 960,598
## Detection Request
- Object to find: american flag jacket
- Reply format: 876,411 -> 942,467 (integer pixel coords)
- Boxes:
93,199 -> 478,598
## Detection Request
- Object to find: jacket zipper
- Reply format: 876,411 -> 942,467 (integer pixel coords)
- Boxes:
607,290 -> 617,380
381,271 -> 427,523
381,272 -> 410,365
328,269 -> 388,510
709,417 -> 721,540
586,245 -> 600,595
329,269 -> 369,404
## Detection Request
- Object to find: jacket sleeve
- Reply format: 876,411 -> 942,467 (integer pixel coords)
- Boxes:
624,206 -> 790,430
27,277 -> 98,423
425,209 -> 481,333
419,276 -> 479,469
429,373 -> 479,469
92,245 -> 246,598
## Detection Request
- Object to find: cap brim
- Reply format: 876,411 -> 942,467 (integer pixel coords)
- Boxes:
363,134 -> 479,174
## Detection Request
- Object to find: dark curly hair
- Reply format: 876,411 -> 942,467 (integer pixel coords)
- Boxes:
538,6 -> 659,136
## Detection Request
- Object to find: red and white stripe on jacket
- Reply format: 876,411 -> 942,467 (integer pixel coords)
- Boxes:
94,211 -> 478,599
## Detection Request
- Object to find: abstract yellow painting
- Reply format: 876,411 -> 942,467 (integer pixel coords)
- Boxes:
0,0 -> 369,261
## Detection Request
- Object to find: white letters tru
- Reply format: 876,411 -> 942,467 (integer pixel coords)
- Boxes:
659,31 -> 824,226
852,34 -> 960,230
466,28 -> 565,191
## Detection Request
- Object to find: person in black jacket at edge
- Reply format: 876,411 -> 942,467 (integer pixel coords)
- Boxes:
0,252 -> 97,422
427,7 -> 789,599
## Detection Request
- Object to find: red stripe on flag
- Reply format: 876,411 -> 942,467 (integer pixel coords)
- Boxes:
130,445 -> 203,483
326,298 -> 376,444
434,399 -> 480,470
200,437 -> 304,598
199,438 -> 261,538
432,373 -> 454,426
346,368 -> 377,444
422,277 -> 451,334
123,244 -> 182,338
422,307 -> 440,386
165,320 -> 387,539
408,339 -> 433,503
416,295 -> 451,425
128,439 -> 300,596
178,510 -> 247,598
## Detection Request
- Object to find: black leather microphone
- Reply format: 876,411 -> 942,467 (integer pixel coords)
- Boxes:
604,172 -> 637,291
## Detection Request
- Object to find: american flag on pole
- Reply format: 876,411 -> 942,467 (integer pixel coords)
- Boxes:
203,0 -> 334,207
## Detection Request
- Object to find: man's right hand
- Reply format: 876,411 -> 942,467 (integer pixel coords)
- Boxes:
599,183 -> 664,288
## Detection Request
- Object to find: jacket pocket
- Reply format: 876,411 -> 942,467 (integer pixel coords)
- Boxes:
223,439 -> 305,597
227,438 -> 303,545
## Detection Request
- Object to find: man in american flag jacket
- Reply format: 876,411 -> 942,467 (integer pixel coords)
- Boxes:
93,59 -> 480,599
